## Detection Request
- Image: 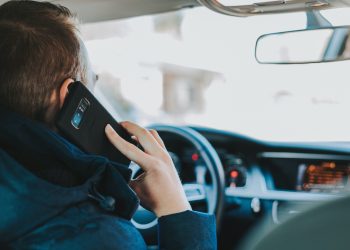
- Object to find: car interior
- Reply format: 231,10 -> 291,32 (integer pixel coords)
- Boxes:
5,0 -> 350,249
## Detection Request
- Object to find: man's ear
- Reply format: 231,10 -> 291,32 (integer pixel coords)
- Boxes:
59,79 -> 74,108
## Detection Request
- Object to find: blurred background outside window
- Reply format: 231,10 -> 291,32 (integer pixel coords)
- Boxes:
81,7 -> 350,142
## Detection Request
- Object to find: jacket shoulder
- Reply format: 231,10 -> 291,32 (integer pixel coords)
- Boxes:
10,203 -> 147,250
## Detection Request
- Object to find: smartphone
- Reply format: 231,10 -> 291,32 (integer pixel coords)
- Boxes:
56,81 -> 133,165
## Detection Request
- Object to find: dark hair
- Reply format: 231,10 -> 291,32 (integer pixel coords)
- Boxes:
0,0 -> 82,123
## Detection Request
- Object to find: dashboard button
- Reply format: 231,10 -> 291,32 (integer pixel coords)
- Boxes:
251,197 -> 261,214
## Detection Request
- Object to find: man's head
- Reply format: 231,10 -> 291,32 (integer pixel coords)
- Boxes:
0,0 -> 89,126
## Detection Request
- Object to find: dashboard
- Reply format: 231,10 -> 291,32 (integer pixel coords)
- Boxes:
157,126 -> 350,250
261,153 -> 350,194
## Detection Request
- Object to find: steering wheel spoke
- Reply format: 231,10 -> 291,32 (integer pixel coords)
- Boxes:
183,183 -> 207,203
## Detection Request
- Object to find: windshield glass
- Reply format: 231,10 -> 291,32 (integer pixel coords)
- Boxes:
81,7 -> 350,142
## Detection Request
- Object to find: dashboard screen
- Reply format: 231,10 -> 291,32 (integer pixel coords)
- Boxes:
297,162 -> 350,193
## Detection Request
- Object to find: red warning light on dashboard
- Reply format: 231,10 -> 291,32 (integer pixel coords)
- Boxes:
230,170 -> 239,179
192,153 -> 199,161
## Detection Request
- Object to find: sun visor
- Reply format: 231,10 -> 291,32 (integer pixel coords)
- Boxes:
197,0 -> 350,17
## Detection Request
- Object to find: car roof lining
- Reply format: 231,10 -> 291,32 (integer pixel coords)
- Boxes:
0,0 -> 199,23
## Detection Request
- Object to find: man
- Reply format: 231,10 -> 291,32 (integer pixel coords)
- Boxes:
0,1 -> 216,249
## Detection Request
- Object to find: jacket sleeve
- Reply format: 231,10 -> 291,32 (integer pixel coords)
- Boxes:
158,210 -> 217,250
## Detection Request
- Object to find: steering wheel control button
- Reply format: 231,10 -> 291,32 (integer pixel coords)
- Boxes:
185,188 -> 201,196
251,197 -> 261,214
183,184 -> 206,202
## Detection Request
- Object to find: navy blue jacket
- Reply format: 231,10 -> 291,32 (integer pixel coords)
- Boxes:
0,108 -> 216,249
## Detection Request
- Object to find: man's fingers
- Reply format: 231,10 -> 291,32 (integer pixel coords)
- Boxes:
105,124 -> 153,170
120,121 -> 164,156
149,129 -> 166,149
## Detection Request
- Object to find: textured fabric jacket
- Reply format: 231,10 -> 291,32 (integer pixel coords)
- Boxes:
0,107 -> 217,249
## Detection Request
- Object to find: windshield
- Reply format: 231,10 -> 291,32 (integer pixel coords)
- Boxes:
81,7 -> 350,142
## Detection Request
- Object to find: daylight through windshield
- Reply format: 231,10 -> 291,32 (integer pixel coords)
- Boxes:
81,7 -> 350,142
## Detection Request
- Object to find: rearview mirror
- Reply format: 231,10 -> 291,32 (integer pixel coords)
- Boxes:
255,26 -> 350,64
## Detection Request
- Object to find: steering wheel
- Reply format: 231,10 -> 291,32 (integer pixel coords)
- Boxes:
130,125 -> 225,243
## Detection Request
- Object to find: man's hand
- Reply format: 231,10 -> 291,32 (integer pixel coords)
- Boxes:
105,122 -> 191,217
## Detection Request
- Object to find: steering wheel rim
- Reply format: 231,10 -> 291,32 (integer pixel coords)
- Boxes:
131,125 -> 225,232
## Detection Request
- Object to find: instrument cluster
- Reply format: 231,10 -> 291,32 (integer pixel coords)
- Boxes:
167,147 -> 249,187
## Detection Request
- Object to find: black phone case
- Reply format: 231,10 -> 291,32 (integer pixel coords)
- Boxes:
56,81 -> 133,166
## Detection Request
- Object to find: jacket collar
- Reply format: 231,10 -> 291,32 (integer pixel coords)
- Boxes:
0,107 -> 139,241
